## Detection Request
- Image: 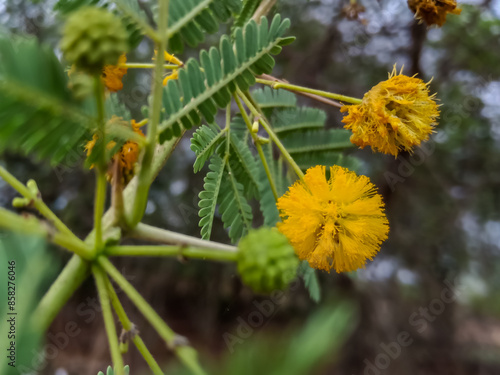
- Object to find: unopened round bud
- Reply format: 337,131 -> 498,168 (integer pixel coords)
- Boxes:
60,7 -> 128,74
237,228 -> 299,294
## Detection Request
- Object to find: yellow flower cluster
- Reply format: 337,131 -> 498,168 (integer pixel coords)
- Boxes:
102,54 -> 128,92
84,117 -> 144,181
407,0 -> 461,27
277,166 -> 389,273
100,50 -> 183,92
341,67 -> 440,157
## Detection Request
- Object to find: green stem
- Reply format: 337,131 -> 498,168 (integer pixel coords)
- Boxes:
86,136 -> 183,244
0,207 -> 93,258
130,0 -> 170,227
98,257 -> 207,375
233,94 -> 278,201
106,245 -> 238,262
94,76 -> 107,251
32,120 -> 183,340
32,255 -> 90,332
111,160 -> 125,226
125,63 -> 179,69
103,274 -> 165,375
251,0 -> 277,22
94,172 -> 107,251
52,233 -> 95,259
129,223 -> 236,252
237,90 -> 305,180
0,166 -> 79,240
93,265 -> 124,375
255,78 -> 363,104
225,103 -> 231,159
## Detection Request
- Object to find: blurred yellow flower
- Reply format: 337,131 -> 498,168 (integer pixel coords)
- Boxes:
154,50 -> 183,66
408,0 -> 461,27
341,66 -> 440,157
163,70 -> 179,86
84,118 -> 144,179
277,165 -> 389,273
102,54 -> 128,92
153,50 -> 182,86
115,120 -> 144,174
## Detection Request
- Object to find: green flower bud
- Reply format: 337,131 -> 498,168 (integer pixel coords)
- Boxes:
12,197 -> 30,208
68,71 -> 94,100
27,179 -> 39,196
237,228 -> 299,294
60,7 -> 128,74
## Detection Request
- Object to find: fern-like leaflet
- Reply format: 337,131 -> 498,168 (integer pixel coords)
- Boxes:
159,14 -> 294,142
167,0 -> 242,52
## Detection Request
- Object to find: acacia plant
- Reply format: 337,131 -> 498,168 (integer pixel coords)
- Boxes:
0,0 -> 456,373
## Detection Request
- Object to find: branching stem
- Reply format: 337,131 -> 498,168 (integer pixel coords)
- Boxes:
103,274 -> 165,375
130,0 -> 170,227
98,257 -> 207,375
93,265 -> 125,375
233,94 -> 279,201
237,89 -> 305,180
255,77 -> 362,105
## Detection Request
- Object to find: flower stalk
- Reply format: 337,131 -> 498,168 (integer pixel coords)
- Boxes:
237,89 -> 305,180
32,255 -> 90,332
103,274 -> 165,375
124,63 -> 179,69
94,75 -> 107,251
233,94 -> 279,201
130,0 -> 170,227
93,265 -> 125,375
106,245 -> 238,262
0,166 -> 79,241
255,77 -> 362,104
129,223 -> 237,252
98,256 -> 207,375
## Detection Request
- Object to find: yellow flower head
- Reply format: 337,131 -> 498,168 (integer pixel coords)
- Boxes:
84,118 -> 144,179
102,54 -> 128,92
341,67 -> 440,157
115,120 -> 144,174
407,0 -> 461,27
277,165 -> 389,273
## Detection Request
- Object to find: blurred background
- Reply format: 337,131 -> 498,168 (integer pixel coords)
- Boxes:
1,0 -> 500,374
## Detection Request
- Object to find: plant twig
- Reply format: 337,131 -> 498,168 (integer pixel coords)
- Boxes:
251,0 -> 277,22
130,0 -> 170,227
111,159 -> 125,227
103,274 -> 165,375
93,265 -> 125,375
32,255 -> 90,331
257,74 -> 350,107
94,76 -> 107,251
237,89 -> 305,179
128,223 -> 237,252
106,245 -> 238,262
0,166 -> 80,241
0,207 -> 93,258
233,94 -> 279,201
125,63 -> 179,69
99,257 -> 207,375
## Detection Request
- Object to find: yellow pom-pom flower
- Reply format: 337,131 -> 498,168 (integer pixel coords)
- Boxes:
84,118 -> 144,181
407,0 -> 461,27
341,67 -> 440,157
277,165 -> 389,273
102,54 -> 128,92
